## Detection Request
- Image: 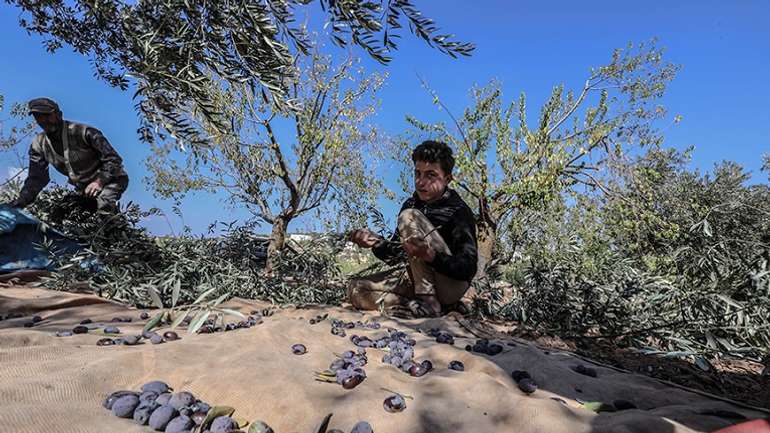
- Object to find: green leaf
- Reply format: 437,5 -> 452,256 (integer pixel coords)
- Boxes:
702,219 -> 712,237
248,420 -> 275,433
314,376 -> 337,383
233,416 -> 249,429
187,309 -> 211,334
193,286 -> 217,305
663,351 -> 694,358
715,294 -> 742,309
170,310 -> 190,329
313,413 -> 333,433
143,313 -> 164,334
217,308 -> 246,319
694,356 -> 711,372
212,293 -> 228,306
146,286 -> 163,309
198,406 -> 236,432
704,331 -> 718,349
171,279 -> 181,308
581,401 -> 616,413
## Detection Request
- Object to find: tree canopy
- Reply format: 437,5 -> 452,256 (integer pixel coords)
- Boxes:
397,41 -> 680,267
6,0 -> 474,148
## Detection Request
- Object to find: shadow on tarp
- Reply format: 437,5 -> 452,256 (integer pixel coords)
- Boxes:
382,314 -> 770,433
0,204 -> 82,273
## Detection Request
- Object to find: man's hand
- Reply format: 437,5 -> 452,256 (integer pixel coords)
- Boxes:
348,228 -> 382,248
403,234 -> 436,262
84,179 -> 104,197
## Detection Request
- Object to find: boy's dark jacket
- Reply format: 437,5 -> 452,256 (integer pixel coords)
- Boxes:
372,188 -> 478,282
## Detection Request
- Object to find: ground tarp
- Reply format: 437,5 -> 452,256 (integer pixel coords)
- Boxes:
0,287 -> 767,433
0,205 -> 81,273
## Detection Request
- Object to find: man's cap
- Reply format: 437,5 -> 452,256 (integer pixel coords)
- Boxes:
27,97 -> 60,114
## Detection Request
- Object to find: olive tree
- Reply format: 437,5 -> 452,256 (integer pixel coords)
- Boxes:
6,0 -> 474,149
398,41 -> 680,270
146,53 -> 386,270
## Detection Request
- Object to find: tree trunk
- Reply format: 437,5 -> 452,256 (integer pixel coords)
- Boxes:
474,197 -> 498,280
265,215 -> 290,274
476,221 -> 497,279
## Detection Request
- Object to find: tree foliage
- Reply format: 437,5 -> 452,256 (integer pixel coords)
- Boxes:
6,0 -> 474,149
145,52 -> 386,265
397,40 -> 680,268
0,94 -> 36,151
0,93 -> 36,194
502,148 -> 770,357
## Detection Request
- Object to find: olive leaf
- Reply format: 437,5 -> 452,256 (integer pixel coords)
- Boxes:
211,294 -> 228,307
146,285 -> 163,309
171,279 -> 181,308
170,310 -> 190,330
198,406 -> 235,432
193,287 -> 218,305
248,420 -> 275,433
581,401 -> 616,413
694,355 -> 712,372
187,310 -> 211,334
313,413 -> 333,433
143,313 -> 164,333
216,308 -> 246,319
233,416 -> 249,429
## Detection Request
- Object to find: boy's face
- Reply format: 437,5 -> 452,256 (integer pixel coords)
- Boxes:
414,160 -> 451,203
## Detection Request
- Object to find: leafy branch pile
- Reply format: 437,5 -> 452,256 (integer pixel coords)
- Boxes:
28,187 -> 348,309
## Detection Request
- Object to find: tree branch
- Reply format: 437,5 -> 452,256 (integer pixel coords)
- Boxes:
416,74 -> 485,173
546,72 -> 601,136
262,119 -> 300,212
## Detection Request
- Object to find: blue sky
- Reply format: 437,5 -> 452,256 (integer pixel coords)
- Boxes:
1,0 -> 768,235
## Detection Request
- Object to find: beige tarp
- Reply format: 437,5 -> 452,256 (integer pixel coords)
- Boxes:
0,287 -> 766,433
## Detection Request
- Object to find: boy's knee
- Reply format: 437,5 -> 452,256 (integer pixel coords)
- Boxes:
346,279 -> 367,309
398,208 -> 428,237
398,208 -> 423,224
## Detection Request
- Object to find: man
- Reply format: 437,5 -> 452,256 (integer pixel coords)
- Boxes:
348,140 -> 478,317
7,97 -> 128,213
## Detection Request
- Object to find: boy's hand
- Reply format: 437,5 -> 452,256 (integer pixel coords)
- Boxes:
403,235 -> 435,262
348,228 -> 382,248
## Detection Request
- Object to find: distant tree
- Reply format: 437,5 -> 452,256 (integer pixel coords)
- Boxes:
0,93 -> 35,152
146,53 -> 386,271
6,0 -> 474,149
763,154 -> 770,181
0,93 -> 36,200
398,41 -> 680,271
601,148 -> 770,275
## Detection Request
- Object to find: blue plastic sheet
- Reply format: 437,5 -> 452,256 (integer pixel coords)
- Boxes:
0,204 -> 82,273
